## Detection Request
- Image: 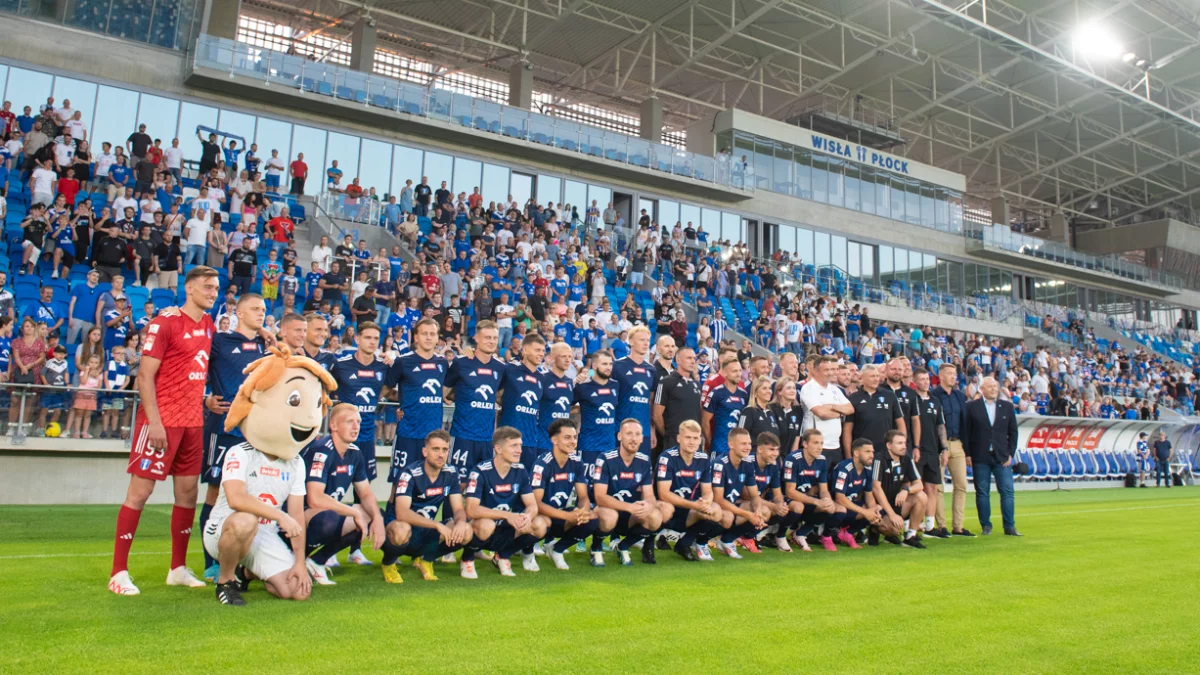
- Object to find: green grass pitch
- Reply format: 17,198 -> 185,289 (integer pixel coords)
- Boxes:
1,488 -> 1197,673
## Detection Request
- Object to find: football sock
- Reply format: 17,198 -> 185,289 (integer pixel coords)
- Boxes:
618,526 -> 652,551
199,503 -> 214,568
554,520 -> 598,553
590,533 -> 605,553
112,505 -> 142,576
381,539 -> 404,566
314,529 -> 363,566
923,516 -> 935,531
169,506 -> 195,570
307,514 -> 348,565
797,510 -> 828,537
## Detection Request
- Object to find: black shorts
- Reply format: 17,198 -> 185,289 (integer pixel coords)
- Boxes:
919,460 -> 943,486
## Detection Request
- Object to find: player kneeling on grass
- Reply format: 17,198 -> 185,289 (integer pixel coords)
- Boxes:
781,429 -> 839,552
710,427 -> 768,559
592,419 -> 671,566
203,345 -> 336,605
746,433 -> 792,552
381,429 -> 474,583
828,438 -> 884,549
463,427 -> 546,578
301,404 -> 386,586
655,420 -> 724,562
530,419 -> 602,570
868,430 -> 928,549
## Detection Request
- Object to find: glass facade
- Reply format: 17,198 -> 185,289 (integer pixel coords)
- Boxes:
720,130 -> 964,233
0,0 -> 202,51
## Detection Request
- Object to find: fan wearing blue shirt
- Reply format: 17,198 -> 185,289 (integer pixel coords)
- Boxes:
654,420 -> 725,562
384,318 -> 448,484
463,427 -> 546,578
530,419 -> 602,571
497,332 -> 547,467
591,419 -> 669,567
709,428 -> 768,559
380,429 -> 474,583
444,321 -> 505,483
300,406 -> 386,585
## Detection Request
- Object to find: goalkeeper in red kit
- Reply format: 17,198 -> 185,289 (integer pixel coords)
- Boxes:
109,267 -> 222,595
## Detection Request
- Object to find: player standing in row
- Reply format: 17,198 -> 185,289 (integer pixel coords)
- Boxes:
611,326 -> 658,456
654,420 -> 724,562
444,320 -> 504,484
534,343 -> 577,456
386,318 -> 447,483
199,293 -> 267,581
704,356 -> 747,456
110,267 -> 220,596
530,419 -> 601,571
496,332 -> 546,467
301,313 -> 337,371
574,349 -> 620,468
301,404 -> 386,585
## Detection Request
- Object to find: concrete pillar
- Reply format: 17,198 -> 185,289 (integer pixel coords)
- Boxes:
349,19 -> 377,73
1048,212 -> 1069,243
989,197 -> 1008,227
640,97 -> 663,142
200,0 -> 241,41
508,61 -> 533,109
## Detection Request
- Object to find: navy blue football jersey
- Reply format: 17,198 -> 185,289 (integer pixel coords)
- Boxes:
593,450 -> 653,504
710,453 -> 751,503
394,461 -> 461,520
781,451 -> 828,496
464,460 -> 533,512
530,451 -> 587,510
206,332 -> 266,437
386,352 -> 448,439
705,385 -> 747,456
301,435 -> 367,507
832,459 -> 873,505
746,454 -> 781,499
535,371 -> 575,450
611,356 -> 657,436
444,356 -> 505,442
655,447 -> 711,502
330,353 -> 387,442
574,379 -> 620,454
497,363 -> 544,443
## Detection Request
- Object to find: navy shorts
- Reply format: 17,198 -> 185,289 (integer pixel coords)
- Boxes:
202,422 -> 242,486
355,429 -> 377,480
520,445 -> 543,469
663,509 -> 692,533
450,437 -> 492,483
41,392 -> 68,411
388,436 -> 426,483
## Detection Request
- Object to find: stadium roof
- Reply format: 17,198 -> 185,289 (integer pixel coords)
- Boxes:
242,0 -> 1200,227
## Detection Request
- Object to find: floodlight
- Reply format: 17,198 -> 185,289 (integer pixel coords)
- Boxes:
1073,23 -> 1123,60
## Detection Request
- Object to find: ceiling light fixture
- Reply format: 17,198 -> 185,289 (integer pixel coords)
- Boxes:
1072,22 -> 1123,61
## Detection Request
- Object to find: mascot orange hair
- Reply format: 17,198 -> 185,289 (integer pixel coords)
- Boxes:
224,344 -> 337,460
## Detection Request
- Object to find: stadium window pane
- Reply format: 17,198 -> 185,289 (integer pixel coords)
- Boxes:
722,213 -> 741,244
814,231 -> 830,268
934,188 -> 950,229
906,179 -> 922,225
391,145 -> 422,197
832,235 -> 847,272
773,142 -> 793,196
875,170 -> 890,218
177,101 -> 217,164
923,254 -> 937,287
564,180 -> 587,213
536,174 -> 561,206
861,244 -> 875,283
680,204 -> 701,233
358,138 -> 392,198
793,148 -> 811,199
587,185 -> 611,213
423,152 -> 452,191
482,164 -> 510,207
889,175 -> 905,222
289,125 -> 326,195
453,158 -> 482,201
659,200 -> 679,229
879,245 -> 894,284
51,77 -> 97,141
858,167 -> 875,215
5,68 -> 53,110
216,109 -> 256,165
640,199 -> 657,224
948,191 -> 963,231
796,228 -> 814,266
136,94 -> 179,143
254,117 -> 292,167
325,132 -> 360,187
827,157 -> 844,208
754,138 -> 773,191
811,153 -> 828,203
701,208 -> 720,236
847,242 -> 861,278
92,86 -> 139,154
844,164 -> 860,211
510,173 -> 533,208
909,251 -> 923,287
921,184 -> 936,229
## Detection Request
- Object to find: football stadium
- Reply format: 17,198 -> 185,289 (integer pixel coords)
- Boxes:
0,0 -> 1199,671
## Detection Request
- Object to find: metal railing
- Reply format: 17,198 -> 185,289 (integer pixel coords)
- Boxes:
316,191 -> 384,226
0,0 -> 201,51
965,221 -> 1185,290
0,384 -> 139,445
192,35 -> 748,192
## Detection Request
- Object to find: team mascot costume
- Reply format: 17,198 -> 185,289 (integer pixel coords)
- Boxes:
202,345 -> 336,605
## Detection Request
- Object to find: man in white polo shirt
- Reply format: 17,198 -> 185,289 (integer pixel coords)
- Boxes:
799,355 -> 855,471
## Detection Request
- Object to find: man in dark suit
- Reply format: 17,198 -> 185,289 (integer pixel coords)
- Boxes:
962,377 -> 1021,536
